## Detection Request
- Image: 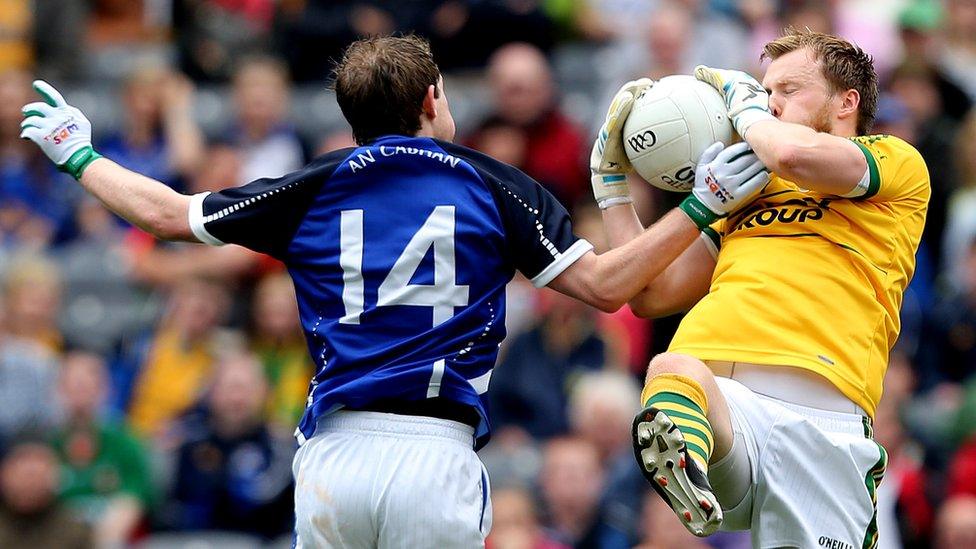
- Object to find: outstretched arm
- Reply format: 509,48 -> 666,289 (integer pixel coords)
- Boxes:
79,159 -> 194,241
627,236 -> 715,318
596,201 -> 716,317
549,209 -> 700,312
20,80 -> 197,241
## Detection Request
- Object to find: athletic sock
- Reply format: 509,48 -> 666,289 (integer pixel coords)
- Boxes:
641,373 -> 714,473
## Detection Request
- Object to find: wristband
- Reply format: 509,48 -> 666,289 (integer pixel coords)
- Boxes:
598,196 -> 634,210
733,107 -> 776,140
58,146 -> 102,180
679,195 -> 719,230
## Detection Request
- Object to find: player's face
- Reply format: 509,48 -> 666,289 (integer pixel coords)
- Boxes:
432,77 -> 457,142
762,48 -> 838,134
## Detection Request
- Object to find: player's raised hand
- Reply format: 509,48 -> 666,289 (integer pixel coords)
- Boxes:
590,77 -> 654,209
694,66 -> 775,140
680,141 -> 769,229
19,80 -> 102,180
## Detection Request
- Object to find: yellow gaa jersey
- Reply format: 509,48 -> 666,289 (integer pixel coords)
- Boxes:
668,134 -> 929,417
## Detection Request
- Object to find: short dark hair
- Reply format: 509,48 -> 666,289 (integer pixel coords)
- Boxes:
762,27 -> 878,135
333,35 -> 441,145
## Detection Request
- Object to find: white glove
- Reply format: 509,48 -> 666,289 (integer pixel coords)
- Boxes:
19,80 -> 102,180
679,141 -> 769,229
590,78 -> 654,209
694,65 -> 776,139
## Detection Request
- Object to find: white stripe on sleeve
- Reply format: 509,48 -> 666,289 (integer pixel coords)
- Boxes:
531,239 -> 594,288
188,192 -> 225,246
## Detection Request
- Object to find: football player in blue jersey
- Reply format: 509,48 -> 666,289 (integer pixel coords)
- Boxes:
20,36 -> 767,548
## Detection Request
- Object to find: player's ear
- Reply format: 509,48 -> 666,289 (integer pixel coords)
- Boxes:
838,88 -> 860,121
422,84 -> 438,121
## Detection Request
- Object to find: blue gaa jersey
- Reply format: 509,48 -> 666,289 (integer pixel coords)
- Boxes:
188,135 -> 593,449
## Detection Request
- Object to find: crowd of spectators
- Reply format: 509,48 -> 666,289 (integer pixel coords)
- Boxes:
2,0 -> 976,548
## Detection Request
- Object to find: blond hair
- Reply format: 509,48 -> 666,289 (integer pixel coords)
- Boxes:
763,27 -> 878,135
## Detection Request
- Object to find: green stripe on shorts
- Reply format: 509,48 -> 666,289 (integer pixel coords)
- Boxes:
862,416 -> 874,439
861,442 -> 888,549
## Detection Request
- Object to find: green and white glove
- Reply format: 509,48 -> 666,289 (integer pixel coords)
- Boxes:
694,65 -> 775,139
680,141 -> 769,229
590,78 -> 654,209
19,80 -> 102,180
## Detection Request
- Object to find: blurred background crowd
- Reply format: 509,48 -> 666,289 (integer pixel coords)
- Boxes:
1,0 -> 976,548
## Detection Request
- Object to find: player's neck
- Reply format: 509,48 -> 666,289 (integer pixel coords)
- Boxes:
831,119 -> 859,138
416,116 -> 437,140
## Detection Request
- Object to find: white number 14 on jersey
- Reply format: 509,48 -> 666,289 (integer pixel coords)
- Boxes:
339,205 -> 470,327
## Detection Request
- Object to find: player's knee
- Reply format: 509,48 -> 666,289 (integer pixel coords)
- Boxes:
646,352 -> 711,385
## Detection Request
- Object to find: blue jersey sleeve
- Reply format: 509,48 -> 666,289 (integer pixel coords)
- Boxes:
187,148 -> 352,258
439,141 -> 593,287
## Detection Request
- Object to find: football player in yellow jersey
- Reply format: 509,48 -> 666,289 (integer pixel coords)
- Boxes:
590,28 -> 929,547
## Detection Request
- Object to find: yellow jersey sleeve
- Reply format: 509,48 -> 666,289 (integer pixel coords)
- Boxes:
850,135 -> 929,204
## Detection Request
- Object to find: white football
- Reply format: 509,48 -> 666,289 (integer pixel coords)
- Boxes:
623,75 -> 734,192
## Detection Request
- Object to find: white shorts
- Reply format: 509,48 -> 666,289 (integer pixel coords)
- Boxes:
293,411 -> 492,549
712,377 -> 887,549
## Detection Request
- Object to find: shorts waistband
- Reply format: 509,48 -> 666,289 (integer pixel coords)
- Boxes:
315,410 -> 475,446
707,361 -> 868,417
348,397 -> 480,428
760,394 -> 872,437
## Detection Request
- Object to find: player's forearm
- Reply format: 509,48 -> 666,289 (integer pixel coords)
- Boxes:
628,238 -> 715,318
629,274 -> 693,318
601,202 -> 707,316
745,119 -> 864,195
585,209 -> 700,311
79,158 -> 195,241
602,202 -> 645,249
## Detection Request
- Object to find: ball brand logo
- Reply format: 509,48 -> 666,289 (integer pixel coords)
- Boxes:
675,166 -> 694,181
627,130 -> 657,152
44,119 -> 79,144
660,166 -> 695,191
659,166 -> 695,191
